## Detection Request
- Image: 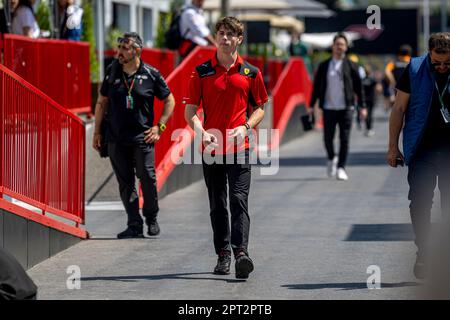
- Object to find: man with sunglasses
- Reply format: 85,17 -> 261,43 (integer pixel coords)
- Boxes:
93,32 -> 175,239
387,32 -> 450,280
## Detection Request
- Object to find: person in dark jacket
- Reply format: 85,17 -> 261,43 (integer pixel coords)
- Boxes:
0,248 -> 37,300
387,32 -> 450,280
361,64 -> 378,137
310,32 -> 366,181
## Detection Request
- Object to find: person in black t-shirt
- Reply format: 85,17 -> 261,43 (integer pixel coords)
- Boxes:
93,32 -> 175,239
361,64 -> 378,136
387,32 -> 450,280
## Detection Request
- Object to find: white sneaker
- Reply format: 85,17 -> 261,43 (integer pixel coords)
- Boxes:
327,156 -> 338,178
365,129 -> 375,137
336,167 -> 349,181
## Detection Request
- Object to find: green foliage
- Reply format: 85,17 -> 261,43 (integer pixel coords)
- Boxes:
36,0 -> 51,33
106,27 -> 123,50
155,11 -> 171,49
81,0 -> 99,82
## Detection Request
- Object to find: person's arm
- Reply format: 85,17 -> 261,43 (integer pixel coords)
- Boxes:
387,90 -> 410,167
385,62 -> 396,87
185,104 -> 218,149
228,104 -> 265,143
309,63 -> 322,109
144,93 -> 176,144
22,26 -> 33,37
92,94 -> 108,151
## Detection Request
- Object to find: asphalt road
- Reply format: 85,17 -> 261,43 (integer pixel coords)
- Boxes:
28,106 -> 428,299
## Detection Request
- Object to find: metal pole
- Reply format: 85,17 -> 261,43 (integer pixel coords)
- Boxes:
220,0 -> 230,18
97,0 -> 105,81
423,0 -> 430,54
442,0 -> 448,32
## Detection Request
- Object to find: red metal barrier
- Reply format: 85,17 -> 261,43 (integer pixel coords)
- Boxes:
268,59 -> 286,93
2,34 -> 91,114
243,55 -> 265,74
104,48 -> 176,79
0,64 -> 86,238
271,57 -> 312,149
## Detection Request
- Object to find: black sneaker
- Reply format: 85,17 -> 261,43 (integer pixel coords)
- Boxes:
147,220 -> 160,236
117,226 -> 144,239
235,251 -> 254,279
414,251 -> 427,280
214,251 -> 231,275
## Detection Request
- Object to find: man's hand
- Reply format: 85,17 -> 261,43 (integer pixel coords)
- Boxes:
144,126 -> 161,144
359,108 -> 368,120
387,146 -> 404,167
93,133 -> 102,151
228,126 -> 247,146
202,131 -> 219,150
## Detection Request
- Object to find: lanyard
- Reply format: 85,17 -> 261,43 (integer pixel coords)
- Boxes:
435,76 -> 450,110
123,73 -> 137,96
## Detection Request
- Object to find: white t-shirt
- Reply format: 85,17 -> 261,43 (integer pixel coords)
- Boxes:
324,58 -> 346,110
12,6 -> 40,38
179,5 -> 210,46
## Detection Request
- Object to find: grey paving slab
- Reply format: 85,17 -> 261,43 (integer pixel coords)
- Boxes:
28,105 -> 430,300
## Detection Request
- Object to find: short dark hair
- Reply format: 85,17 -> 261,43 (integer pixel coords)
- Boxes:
428,32 -> 450,54
398,44 -> 412,56
333,32 -> 348,45
215,17 -> 244,37
123,32 -> 143,48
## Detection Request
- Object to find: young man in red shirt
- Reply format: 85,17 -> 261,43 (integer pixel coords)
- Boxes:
184,17 -> 268,279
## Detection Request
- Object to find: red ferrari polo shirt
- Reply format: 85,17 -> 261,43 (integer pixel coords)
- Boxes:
183,52 -> 269,154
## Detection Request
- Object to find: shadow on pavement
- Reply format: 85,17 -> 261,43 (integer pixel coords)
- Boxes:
276,152 -> 388,167
81,272 -> 247,283
282,282 -> 420,291
345,224 -> 415,241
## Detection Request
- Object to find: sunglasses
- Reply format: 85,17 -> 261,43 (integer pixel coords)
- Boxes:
117,37 -> 142,49
431,61 -> 450,67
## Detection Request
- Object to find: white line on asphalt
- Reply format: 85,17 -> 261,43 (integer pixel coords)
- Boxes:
86,201 -> 124,211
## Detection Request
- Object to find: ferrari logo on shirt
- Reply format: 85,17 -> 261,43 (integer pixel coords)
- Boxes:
244,68 -> 250,75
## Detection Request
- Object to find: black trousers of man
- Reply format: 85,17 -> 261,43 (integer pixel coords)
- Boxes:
408,148 -> 450,253
323,109 -> 354,168
108,141 -> 159,227
202,150 -> 251,256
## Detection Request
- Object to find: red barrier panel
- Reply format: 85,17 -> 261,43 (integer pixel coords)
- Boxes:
243,55 -> 265,74
0,64 -> 86,238
271,58 -> 312,149
2,34 -> 91,114
104,48 -> 176,79
268,59 -> 286,93
141,48 -> 176,79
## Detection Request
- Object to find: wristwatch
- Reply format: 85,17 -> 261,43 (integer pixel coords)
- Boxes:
158,122 -> 166,133
243,122 -> 251,130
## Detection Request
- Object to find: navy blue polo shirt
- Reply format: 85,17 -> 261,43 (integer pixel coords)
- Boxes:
100,59 -> 171,144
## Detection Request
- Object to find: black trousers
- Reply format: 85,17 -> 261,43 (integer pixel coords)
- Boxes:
408,148 -> 450,253
323,109 -> 354,168
202,151 -> 251,256
365,101 -> 375,131
108,141 -> 159,227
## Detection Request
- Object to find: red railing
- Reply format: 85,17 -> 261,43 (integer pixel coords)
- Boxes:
243,55 -> 265,74
104,48 -> 176,79
268,59 -> 286,93
0,64 -> 86,238
1,34 -> 91,114
271,57 -> 312,149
